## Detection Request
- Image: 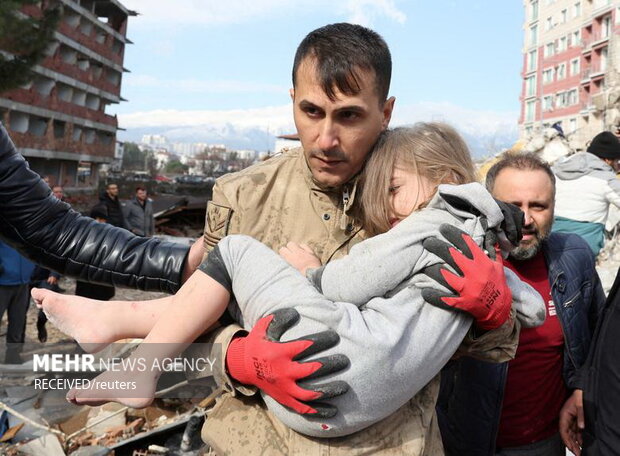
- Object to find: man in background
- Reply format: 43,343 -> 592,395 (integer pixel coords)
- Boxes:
125,186 -> 154,236
99,183 -> 128,229
438,153 -> 604,456
552,131 -> 620,255
51,185 -> 64,201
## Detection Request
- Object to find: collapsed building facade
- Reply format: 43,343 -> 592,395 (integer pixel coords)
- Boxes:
0,0 -> 135,190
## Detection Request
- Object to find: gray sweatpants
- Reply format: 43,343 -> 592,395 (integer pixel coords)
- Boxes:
199,233 -> 472,437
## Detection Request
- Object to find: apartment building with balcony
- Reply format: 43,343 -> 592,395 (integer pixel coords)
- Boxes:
0,0 -> 135,189
520,0 -> 620,149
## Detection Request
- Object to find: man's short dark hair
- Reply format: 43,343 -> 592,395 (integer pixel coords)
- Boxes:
292,23 -> 392,102
135,186 -> 146,192
485,152 -> 556,198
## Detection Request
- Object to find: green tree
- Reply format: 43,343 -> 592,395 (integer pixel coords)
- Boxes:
165,160 -> 188,174
0,0 -> 62,93
122,142 -> 146,170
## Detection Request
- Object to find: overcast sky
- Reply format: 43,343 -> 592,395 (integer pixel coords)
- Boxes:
114,0 -> 525,136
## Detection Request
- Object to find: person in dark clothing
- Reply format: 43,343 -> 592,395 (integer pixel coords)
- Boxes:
30,264 -> 63,343
100,183 -> 128,229
561,267 -> 620,456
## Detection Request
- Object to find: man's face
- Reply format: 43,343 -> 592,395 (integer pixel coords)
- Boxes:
52,186 -> 63,200
107,184 -> 119,198
291,58 -> 395,188
491,168 -> 555,260
136,189 -> 147,202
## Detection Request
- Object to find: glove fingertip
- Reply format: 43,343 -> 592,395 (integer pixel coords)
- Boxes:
293,331 -> 340,360
300,354 -> 350,380
422,288 -> 458,312
305,402 -> 338,419
308,380 -> 350,399
266,308 -> 301,341
438,224 -> 473,259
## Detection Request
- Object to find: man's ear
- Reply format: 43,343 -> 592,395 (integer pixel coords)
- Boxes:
289,88 -> 295,101
382,96 -> 396,130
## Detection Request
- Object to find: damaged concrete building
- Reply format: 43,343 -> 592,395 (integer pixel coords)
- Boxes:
0,0 -> 135,190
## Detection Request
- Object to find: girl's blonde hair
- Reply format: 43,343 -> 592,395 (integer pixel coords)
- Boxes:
359,122 -> 477,236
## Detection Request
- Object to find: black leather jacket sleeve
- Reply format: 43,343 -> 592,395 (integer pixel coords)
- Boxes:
0,123 -> 189,294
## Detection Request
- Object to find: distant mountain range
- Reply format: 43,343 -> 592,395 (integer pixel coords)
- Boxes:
118,103 -> 520,159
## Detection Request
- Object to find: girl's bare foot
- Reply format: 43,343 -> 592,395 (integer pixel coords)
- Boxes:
31,288 -> 119,352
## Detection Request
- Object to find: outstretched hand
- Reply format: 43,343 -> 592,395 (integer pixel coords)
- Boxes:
421,224 -> 512,330
226,308 -> 349,418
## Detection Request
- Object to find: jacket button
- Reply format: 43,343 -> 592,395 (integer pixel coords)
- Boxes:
323,214 -> 330,221
346,223 -> 354,232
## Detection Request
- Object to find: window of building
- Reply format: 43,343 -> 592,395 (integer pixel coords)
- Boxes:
557,63 -> 567,80
526,75 -> 537,97
617,7 -> 620,24
543,95 -> 554,111
568,89 -> 578,105
546,16 -> 553,31
543,68 -> 554,83
559,36 -> 567,52
531,25 -> 538,45
72,126 -> 83,142
601,46 -> 608,71
526,100 -> 537,122
531,0 -> 539,21
53,120 -> 66,139
574,2 -> 581,17
528,49 -> 538,72
573,30 -> 581,46
570,58 -> 580,75
545,42 -> 555,57
556,92 -> 568,108
602,15 -> 612,38
561,9 -> 568,23
525,126 -> 534,136
569,118 -> 577,132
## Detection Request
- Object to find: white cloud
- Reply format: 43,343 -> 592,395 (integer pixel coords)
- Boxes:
392,101 -> 519,136
345,0 -> 407,26
122,0 -> 407,27
124,74 -> 288,95
118,101 -> 517,137
118,104 -> 295,133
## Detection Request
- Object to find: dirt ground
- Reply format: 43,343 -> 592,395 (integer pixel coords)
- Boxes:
0,277 -> 167,349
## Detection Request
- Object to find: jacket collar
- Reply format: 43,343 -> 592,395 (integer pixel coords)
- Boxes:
297,147 -> 360,213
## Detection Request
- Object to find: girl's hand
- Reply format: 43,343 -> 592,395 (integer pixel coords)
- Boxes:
279,242 -> 321,276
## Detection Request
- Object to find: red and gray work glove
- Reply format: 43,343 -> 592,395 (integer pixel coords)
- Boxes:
421,224 -> 512,331
225,308 -> 349,418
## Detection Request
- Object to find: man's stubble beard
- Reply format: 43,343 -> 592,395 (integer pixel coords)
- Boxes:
509,223 -> 552,261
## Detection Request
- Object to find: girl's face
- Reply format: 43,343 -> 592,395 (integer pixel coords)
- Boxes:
388,166 -> 435,228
